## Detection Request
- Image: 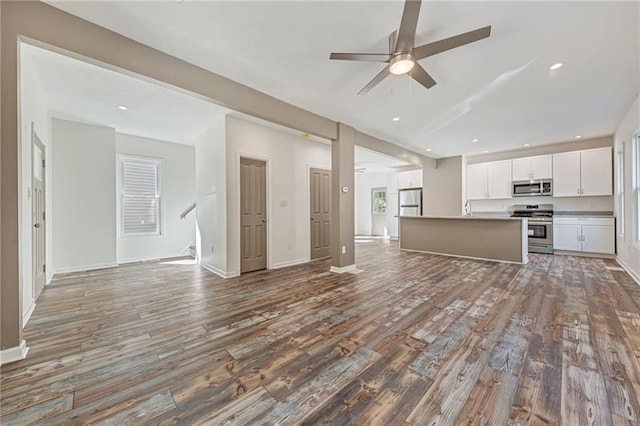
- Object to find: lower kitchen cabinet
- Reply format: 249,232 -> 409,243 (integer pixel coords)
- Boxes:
553,223 -> 581,251
553,217 -> 615,255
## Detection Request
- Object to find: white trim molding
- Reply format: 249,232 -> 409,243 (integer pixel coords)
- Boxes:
617,257 -> 640,286
23,300 -> 36,326
0,340 -> 29,366
200,261 -> 240,279
271,258 -> 309,269
53,262 -> 118,275
330,264 -> 363,274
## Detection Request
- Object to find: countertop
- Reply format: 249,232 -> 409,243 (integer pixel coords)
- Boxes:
554,211 -> 614,218
399,215 -> 525,221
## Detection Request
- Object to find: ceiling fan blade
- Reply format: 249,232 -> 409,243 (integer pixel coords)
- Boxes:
329,53 -> 391,62
410,64 -> 437,89
413,26 -> 492,60
396,0 -> 422,52
358,65 -> 391,95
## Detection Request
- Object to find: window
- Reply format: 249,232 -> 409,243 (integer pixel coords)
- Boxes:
372,188 -> 386,215
617,144 -> 625,238
120,156 -> 162,236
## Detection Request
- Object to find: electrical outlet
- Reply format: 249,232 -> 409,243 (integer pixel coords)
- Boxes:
211,245 -> 215,253
341,245 -> 346,254
287,243 -> 292,250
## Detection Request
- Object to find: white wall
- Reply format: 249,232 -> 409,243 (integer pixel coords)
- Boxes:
471,196 -> 614,213
19,52 -> 52,324
225,115 -> 331,275
51,119 -> 117,273
615,95 -> 640,281
195,118 -> 228,276
355,172 -> 388,235
115,133 -> 196,263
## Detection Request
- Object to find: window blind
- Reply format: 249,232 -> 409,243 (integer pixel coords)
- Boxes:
121,158 -> 161,236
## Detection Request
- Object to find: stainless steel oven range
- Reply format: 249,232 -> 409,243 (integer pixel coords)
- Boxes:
510,204 -> 554,254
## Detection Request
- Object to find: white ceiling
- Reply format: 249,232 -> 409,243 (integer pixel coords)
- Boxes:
21,43 -> 231,145
22,42 -> 412,172
355,146 -> 412,173
47,1 -> 639,159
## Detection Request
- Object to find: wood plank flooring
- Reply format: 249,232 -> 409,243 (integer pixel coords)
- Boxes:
3,239 -> 640,424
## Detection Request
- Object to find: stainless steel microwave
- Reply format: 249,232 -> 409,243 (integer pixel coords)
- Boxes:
512,179 -> 552,197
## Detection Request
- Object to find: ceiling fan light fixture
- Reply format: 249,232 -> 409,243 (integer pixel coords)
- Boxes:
389,53 -> 415,75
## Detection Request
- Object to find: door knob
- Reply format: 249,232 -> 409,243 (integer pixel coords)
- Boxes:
34,223 -> 41,228
261,218 -> 267,223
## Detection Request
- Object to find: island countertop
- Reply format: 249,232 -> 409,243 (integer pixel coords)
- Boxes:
399,216 -> 528,264
399,215 -> 524,221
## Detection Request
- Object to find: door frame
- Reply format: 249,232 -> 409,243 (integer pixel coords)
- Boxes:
31,124 -> 46,299
236,152 -> 271,272
307,164 -> 331,260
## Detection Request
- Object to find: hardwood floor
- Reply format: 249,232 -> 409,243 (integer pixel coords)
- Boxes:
2,239 -> 640,424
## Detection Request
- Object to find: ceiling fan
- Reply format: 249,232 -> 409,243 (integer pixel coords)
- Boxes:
329,0 -> 492,95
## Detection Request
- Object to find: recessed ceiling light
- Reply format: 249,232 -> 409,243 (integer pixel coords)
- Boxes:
575,135 -> 582,139
524,143 -> 530,147
392,117 -> 400,122
483,150 -> 489,153
472,138 -> 479,143
549,63 -> 563,70
426,148 -> 432,152
118,105 -> 128,111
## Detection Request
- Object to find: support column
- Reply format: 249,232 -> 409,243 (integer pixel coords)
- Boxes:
0,1 -> 26,362
330,123 -> 356,272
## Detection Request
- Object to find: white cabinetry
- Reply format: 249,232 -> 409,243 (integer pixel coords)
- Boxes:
512,155 -> 552,181
466,160 -> 512,200
553,217 -> 615,254
398,169 -> 423,189
552,147 -> 612,197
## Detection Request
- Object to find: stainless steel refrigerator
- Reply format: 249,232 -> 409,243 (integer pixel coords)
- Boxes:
399,188 -> 422,216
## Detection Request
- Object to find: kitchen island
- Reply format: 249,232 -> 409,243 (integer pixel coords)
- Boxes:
399,216 -> 529,264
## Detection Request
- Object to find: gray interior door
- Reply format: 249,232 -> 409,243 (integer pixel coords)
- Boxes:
32,127 -> 46,298
310,168 -> 331,260
240,158 -> 267,273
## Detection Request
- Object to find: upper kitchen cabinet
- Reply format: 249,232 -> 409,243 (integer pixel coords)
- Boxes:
398,169 -> 423,189
553,147 -> 612,197
466,160 -> 512,200
512,155 -> 552,181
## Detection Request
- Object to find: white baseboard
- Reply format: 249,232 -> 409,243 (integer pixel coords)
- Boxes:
271,258 -> 309,269
117,253 -> 186,265
0,340 -> 29,366
53,262 -> 118,275
23,300 -> 36,326
200,261 -> 239,279
330,264 -> 362,274
617,257 -> 640,286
